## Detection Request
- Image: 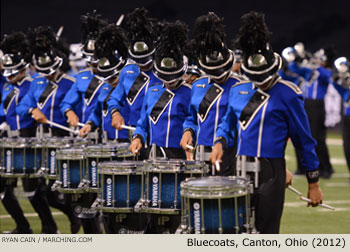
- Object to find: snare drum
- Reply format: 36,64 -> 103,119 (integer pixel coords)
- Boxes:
180,176 -> 251,234
142,160 -> 207,214
1,138 -> 43,178
43,137 -> 73,180
56,147 -> 86,193
114,142 -> 133,159
99,161 -> 143,212
85,144 -> 118,192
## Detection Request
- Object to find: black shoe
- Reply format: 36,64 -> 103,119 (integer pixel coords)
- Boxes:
320,171 -> 332,179
70,217 -> 81,234
294,170 -> 305,175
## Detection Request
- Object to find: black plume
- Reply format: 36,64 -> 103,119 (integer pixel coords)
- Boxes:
80,10 -> 108,42
156,20 -> 189,63
184,39 -> 199,65
235,11 -> 271,55
123,7 -> 156,42
28,26 -> 57,57
57,38 -> 71,72
0,32 -> 31,62
324,45 -> 337,67
193,12 -> 226,56
94,24 -> 128,59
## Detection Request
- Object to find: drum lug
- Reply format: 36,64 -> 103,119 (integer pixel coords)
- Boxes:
51,180 -> 62,191
134,199 -> 144,213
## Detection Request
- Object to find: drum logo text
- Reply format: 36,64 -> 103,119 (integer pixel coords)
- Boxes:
152,176 -> 159,207
106,177 -> 112,206
50,151 -> 56,174
193,202 -> 201,234
62,163 -> 68,188
6,150 -> 11,173
91,160 -> 97,187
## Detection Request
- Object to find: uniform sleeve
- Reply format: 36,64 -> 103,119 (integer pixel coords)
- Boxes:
16,84 -> 37,117
332,81 -> 350,102
59,81 -> 80,116
215,88 -> 237,148
107,77 -> 126,114
133,89 -> 150,144
182,87 -> 198,136
286,92 -> 319,172
0,99 -> 5,123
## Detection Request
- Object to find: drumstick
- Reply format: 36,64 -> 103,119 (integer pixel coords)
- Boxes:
77,122 -> 85,127
300,196 -> 335,210
287,185 -> 302,196
116,14 -> 125,26
46,120 -> 79,135
121,125 -> 136,131
215,160 -> 221,172
186,144 -> 194,150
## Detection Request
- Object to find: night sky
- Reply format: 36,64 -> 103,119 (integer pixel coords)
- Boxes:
1,0 -> 350,57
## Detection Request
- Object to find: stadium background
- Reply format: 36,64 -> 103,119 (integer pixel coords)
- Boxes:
1,0 -> 349,233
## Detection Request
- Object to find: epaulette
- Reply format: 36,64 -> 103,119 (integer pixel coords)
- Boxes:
279,79 -> 303,95
61,74 -> 76,83
232,80 -> 251,88
181,83 -> 192,89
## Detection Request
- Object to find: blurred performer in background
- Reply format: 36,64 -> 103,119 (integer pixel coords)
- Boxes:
129,21 -> 191,233
79,24 -> 129,143
332,57 -> 350,180
0,32 -> 58,234
182,39 -> 201,85
16,26 -> 80,233
180,12 -> 241,175
108,8 -> 160,157
209,11 -> 323,233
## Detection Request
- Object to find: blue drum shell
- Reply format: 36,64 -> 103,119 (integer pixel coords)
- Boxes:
148,172 -> 201,209
102,174 -> 142,208
188,197 -> 246,234
59,159 -> 83,188
4,147 -> 42,174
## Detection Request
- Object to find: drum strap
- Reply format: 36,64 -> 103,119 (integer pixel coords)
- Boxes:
149,89 -> 175,124
126,71 -> 150,106
37,82 -> 57,110
3,88 -> 18,114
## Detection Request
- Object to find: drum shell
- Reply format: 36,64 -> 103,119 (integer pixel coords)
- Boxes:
99,161 -> 143,211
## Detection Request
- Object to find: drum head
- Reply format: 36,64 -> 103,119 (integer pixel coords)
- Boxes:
85,144 -> 117,158
56,147 -> 85,160
144,159 -> 185,172
180,176 -> 250,199
99,161 -> 143,174
43,137 -> 73,148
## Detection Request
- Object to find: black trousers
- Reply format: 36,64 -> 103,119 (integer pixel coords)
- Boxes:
250,158 -> 286,234
343,115 -> 350,172
1,178 -> 32,233
296,99 -> 333,175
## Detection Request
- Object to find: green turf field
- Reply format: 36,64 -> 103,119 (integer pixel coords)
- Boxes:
1,132 -> 349,234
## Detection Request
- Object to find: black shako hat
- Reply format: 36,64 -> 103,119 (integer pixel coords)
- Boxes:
28,26 -> 63,76
194,12 -> 234,79
0,32 -> 31,77
235,11 -> 281,85
80,10 -> 108,64
153,21 -> 189,83
123,7 -> 156,67
94,24 -> 128,80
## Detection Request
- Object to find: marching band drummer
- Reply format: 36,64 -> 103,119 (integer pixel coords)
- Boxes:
16,26 -> 81,234
209,11 -> 323,234
180,12 -> 242,175
60,11 -> 108,134
129,21 -> 191,233
108,8 -> 160,157
0,32 -> 58,234
79,25 -> 129,143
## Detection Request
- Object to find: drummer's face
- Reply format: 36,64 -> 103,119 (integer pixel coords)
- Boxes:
7,69 -> 26,84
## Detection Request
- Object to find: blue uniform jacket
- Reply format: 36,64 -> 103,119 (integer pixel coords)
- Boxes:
331,81 -> 350,116
16,74 -> 75,128
216,77 -> 319,172
0,76 -> 35,130
87,82 -> 130,140
107,63 -> 161,126
183,75 -> 241,147
60,68 -> 104,123
134,82 -> 192,148
304,66 -> 332,100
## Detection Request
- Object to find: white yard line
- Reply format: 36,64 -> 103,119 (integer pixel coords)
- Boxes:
284,200 -> 350,208
0,212 -> 63,219
326,138 -> 343,146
